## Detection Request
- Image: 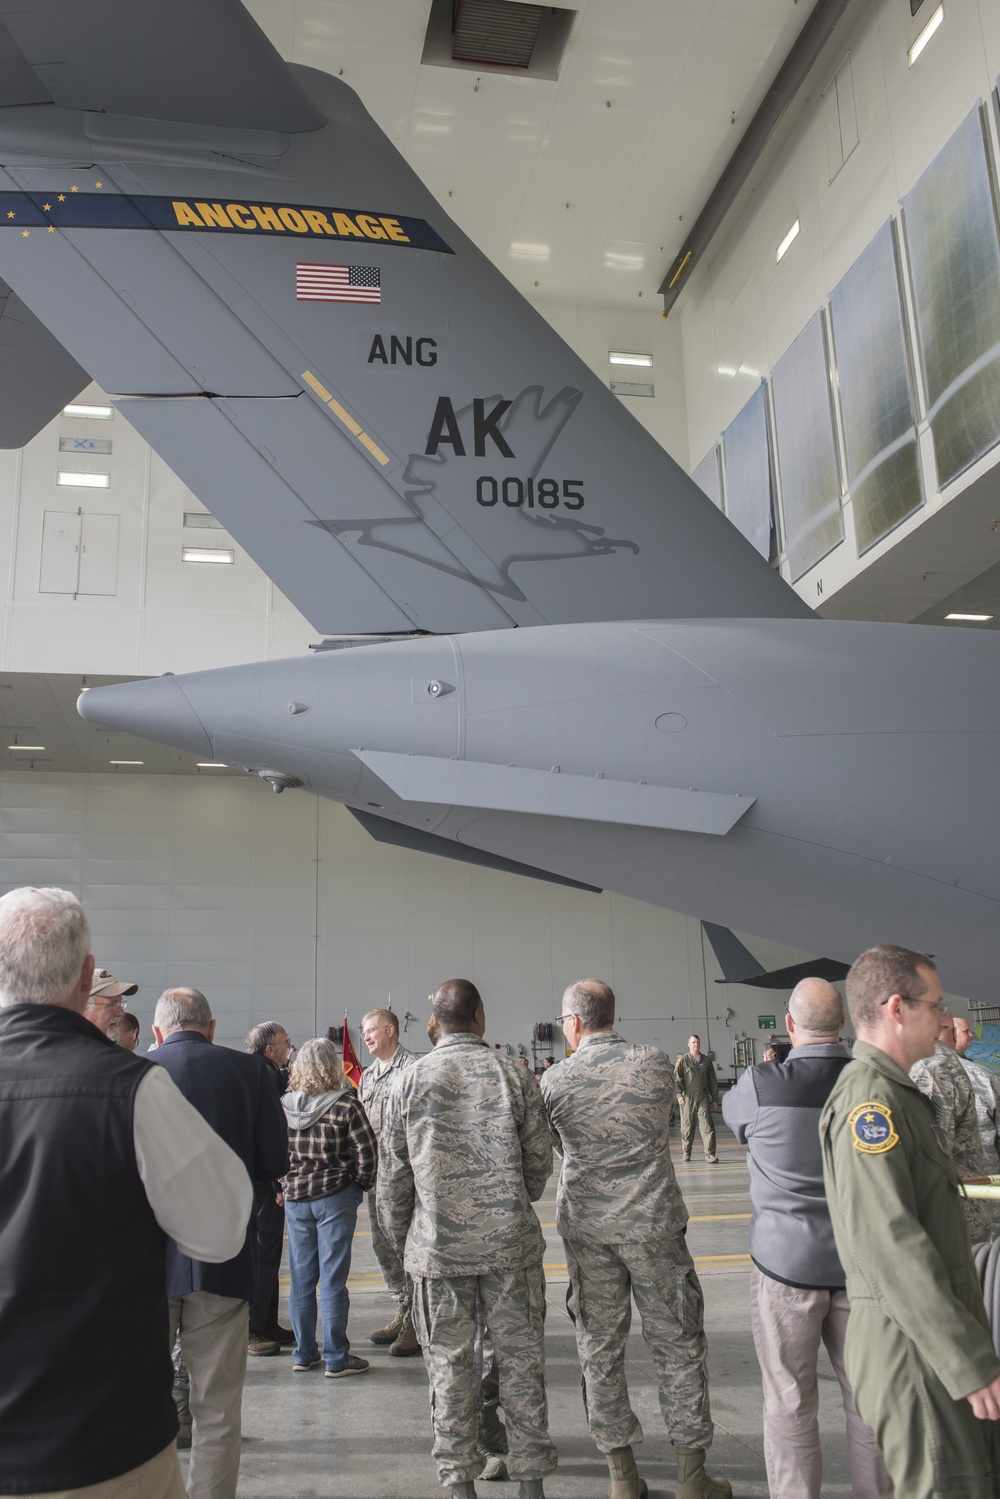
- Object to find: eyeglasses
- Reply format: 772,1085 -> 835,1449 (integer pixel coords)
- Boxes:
897,994 -> 948,1016
89,996 -> 125,1009
556,1014 -> 578,1025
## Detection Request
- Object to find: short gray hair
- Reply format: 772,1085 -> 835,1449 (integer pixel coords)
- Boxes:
245,1020 -> 285,1055
562,979 -> 615,1032
154,986 -> 213,1035
0,887 -> 91,1007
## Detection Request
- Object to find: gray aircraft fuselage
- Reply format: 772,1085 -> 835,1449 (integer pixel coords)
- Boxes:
78,617 -> 1000,1001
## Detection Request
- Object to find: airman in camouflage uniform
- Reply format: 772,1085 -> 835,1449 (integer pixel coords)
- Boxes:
910,1029 -> 992,1243
378,979 -> 556,1499
358,1008 -> 419,1352
954,1016 -> 1000,1170
542,980 -> 729,1499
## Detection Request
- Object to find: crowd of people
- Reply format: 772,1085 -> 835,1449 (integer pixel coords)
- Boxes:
1,885 -> 1000,1499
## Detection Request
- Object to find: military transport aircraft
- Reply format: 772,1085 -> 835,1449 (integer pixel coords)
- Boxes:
0,2 -> 996,996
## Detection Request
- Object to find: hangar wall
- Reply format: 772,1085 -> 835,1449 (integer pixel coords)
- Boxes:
0,763 -> 814,1068
680,0 -> 1000,607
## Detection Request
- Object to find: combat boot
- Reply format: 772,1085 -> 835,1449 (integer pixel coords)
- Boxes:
370,1303 -> 407,1345
477,1449 -> 508,1481
606,1445 -> 647,1499
389,1309 -> 422,1356
675,1445 -> 731,1499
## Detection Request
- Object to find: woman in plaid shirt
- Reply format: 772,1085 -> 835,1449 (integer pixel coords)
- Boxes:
281,1038 -> 378,1377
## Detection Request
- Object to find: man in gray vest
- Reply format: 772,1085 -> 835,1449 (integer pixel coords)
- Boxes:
542,980 -> 729,1499
722,977 -> 891,1499
0,887 -> 250,1499
359,1006 -> 419,1355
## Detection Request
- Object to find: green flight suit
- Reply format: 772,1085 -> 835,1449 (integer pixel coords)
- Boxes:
820,1040 -> 1000,1499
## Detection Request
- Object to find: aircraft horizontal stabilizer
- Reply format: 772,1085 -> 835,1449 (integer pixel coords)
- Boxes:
0,277 -> 87,446
702,921 -> 849,989
355,751 -> 755,836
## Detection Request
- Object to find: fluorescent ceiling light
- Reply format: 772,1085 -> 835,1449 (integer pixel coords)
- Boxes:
197,762 -> 229,768
109,759 -> 144,765
509,242 -> 550,261
182,547 -> 234,564
945,612 -> 993,621
908,4 -> 943,66
776,219 -> 800,262
63,403 -> 113,420
57,470 -> 110,488
183,511 -> 223,529
8,744 -> 45,751
609,352 -> 653,367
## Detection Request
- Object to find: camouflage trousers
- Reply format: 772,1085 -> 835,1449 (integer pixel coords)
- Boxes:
564,1232 -> 713,1452
411,1263 -> 557,1485
367,1188 -> 409,1305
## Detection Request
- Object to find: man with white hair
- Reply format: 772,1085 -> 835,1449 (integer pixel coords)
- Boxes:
722,977 -> 891,1499
151,987 -> 288,1499
84,965 -> 138,1035
0,887 -> 251,1499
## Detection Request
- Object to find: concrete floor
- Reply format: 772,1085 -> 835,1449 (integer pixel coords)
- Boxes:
220,1123 -> 861,1498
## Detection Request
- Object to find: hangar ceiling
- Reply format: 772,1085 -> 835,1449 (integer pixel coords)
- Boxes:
242,0 -> 820,309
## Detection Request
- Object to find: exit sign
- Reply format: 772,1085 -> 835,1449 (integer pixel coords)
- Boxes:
758,1015 -> 776,1030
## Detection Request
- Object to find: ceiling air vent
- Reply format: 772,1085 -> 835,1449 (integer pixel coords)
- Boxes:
422,0 -> 575,81
453,0 -> 544,68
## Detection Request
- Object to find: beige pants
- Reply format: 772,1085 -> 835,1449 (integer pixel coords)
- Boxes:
750,1267 -> 892,1499
3,1441 -> 185,1499
168,1294 -> 248,1499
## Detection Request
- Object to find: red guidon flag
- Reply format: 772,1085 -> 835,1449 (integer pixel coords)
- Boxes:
342,1018 -> 363,1088
296,263 -> 381,303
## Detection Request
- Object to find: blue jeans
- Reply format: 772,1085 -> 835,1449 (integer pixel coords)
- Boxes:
284,1185 -> 362,1370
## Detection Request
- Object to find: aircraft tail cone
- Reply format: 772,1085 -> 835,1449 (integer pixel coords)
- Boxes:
77,676 -> 215,759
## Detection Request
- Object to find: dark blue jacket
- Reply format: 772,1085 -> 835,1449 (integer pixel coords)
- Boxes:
151,1030 -> 289,1301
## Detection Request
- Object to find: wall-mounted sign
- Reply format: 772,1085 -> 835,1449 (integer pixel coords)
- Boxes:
758,1015 -> 776,1030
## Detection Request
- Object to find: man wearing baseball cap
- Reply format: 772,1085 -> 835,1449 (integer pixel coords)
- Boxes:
84,967 -> 138,1036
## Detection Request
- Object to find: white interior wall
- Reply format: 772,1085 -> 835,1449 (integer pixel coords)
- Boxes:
679,0 -> 1000,602
0,765 -> 816,1074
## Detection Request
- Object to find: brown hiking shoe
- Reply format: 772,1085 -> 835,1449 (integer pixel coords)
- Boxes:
247,1334 -> 280,1356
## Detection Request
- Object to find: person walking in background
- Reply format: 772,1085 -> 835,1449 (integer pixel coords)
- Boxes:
675,1034 -> 721,1163
281,1037 -> 377,1377
722,977 -> 891,1499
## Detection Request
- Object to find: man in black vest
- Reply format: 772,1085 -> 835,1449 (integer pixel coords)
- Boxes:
151,988 -> 288,1499
0,886 -> 252,1499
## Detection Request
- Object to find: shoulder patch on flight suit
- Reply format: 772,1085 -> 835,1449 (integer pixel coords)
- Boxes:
848,1102 -> 899,1154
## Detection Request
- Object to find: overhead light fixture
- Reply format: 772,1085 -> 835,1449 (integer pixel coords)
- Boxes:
609,352 -> 653,367
776,219 -> 800,262
509,242 -> 550,261
908,4 -> 943,67
183,512 -> 224,530
62,402 -> 113,420
57,470 -> 110,488
109,759 -> 144,765
945,612 -> 993,621
182,547 -> 234,564
8,744 -> 45,751
197,762 -> 229,768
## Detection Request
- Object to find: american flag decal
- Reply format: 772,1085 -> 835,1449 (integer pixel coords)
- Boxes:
296,263 -> 381,303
